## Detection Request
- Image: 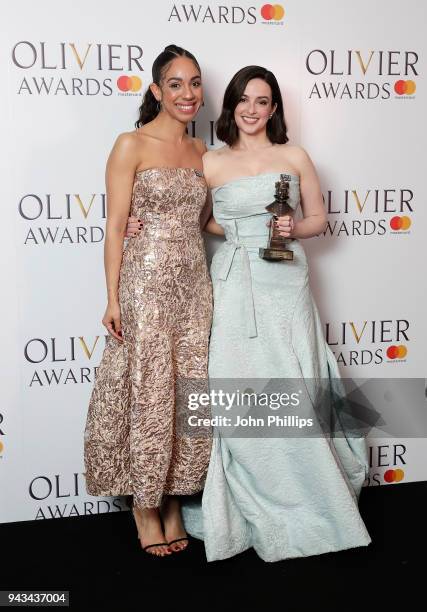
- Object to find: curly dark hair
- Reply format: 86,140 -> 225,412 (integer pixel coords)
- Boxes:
216,65 -> 288,146
135,44 -> 201,128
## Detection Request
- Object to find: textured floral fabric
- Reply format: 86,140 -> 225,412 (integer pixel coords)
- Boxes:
181,172 -> 372,562
84,168 -> 213,509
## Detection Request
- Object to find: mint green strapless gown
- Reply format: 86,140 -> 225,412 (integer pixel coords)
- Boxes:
181,172 -> 371,562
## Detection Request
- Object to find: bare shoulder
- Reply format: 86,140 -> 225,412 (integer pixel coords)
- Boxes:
112,130 -> 140,153
216,145 -> 231,157
279,143 -> 311,162
202,147 -> 228,185
107,131 -> 140,172
203,145 -> 228,162
202,147 -> 216,162
277,144 -> 317,177
202,146 -> 227,170
192,136 -> 208,155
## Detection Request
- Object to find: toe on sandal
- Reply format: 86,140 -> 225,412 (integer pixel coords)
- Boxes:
167,537 -> 189,550
142,542 -> 170,555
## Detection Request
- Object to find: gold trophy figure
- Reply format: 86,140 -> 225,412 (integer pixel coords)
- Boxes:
259,174 -> 294,261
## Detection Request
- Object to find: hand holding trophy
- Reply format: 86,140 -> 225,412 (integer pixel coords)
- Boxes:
259,174 -> 294,261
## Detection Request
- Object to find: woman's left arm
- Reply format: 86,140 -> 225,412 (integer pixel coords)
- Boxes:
200,147 -> 225,236
199,189 -> 225,235
276,147 -> 327,239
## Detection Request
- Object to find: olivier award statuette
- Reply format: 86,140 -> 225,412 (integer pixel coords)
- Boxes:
259,173 -> 294,261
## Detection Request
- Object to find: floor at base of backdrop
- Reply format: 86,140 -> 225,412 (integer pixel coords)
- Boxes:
1,481 -> 425,611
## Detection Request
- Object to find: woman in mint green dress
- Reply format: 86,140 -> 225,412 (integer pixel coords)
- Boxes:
127,65 -> 371,562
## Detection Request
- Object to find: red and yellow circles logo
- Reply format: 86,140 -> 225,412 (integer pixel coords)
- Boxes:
384,468 -> 405,483
117,75 -> 142,93
261,4 -> 285,20
386,345 -> 407,360
390,215 -> 411,231
394,80 -> 416,95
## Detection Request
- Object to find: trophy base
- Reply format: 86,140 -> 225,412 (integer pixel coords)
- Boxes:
259,247 -> 294,261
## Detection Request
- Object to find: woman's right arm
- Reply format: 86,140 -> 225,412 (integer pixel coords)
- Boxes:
204,215 -> 225,236
201,150 -> 225,237
200,189 -> 225,236
102,133 -> 138,340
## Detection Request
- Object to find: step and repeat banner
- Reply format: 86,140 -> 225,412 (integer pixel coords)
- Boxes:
0,0 -> 426,522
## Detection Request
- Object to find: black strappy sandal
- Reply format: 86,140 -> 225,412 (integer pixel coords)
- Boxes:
167,537 -> 189,552
130,501 -> 171,557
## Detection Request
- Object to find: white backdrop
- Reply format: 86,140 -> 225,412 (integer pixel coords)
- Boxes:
0,0 -> 426,522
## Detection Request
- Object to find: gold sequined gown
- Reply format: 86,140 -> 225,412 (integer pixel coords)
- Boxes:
83,167 -> 213,509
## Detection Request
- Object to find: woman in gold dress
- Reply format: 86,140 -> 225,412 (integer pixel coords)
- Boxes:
83,45 -> 213,556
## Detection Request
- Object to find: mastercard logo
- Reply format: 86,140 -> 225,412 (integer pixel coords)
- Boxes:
117,75 -> 142,93
383,468 -> 404,483
261,4 -> 285,20
390,215 -> 411,230
386,345 -> 407,360
394,80 -> 416,95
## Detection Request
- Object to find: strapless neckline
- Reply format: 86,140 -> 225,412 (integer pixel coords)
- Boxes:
135,167 -> 204,176
211,171 -> 300,192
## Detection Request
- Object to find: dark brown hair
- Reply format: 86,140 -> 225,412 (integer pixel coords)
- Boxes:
216,65 -> 288,146
135,44 -> 201,128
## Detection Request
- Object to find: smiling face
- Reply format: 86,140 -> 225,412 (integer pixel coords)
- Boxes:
150,56 -> 203,123
234,77 -> 277,137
